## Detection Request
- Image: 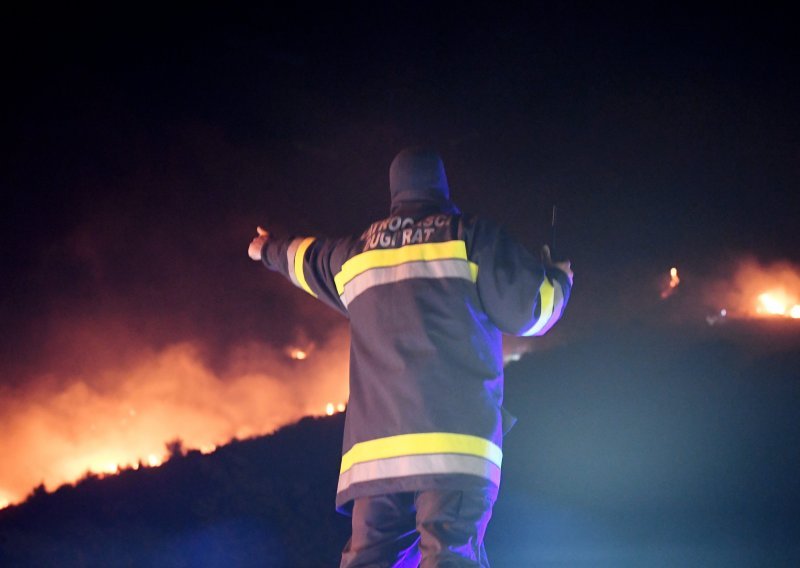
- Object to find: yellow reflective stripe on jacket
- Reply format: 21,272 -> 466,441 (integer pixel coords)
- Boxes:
522,277 -> 558,336
340,432 -> 503,474
286,237 -> 318,298
334,241 -> 478,295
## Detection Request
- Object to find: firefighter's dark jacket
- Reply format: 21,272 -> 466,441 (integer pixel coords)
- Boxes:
261,186 -> 571,512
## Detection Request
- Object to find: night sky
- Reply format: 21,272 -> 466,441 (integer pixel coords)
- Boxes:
1,1 -> 799,556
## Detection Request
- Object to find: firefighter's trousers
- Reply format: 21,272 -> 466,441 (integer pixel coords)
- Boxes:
340,487 -> 496,567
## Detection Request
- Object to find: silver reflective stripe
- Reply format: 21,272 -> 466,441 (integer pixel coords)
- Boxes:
340,259 -> 474,308
285,238 -> 305,289
337,453 -> 501,494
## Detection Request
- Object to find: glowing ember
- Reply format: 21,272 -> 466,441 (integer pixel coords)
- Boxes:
290,349 -> 308,360
323,402 -> 346,416
660,266 -> 681,299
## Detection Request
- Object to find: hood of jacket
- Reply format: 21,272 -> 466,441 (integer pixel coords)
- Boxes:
389,147 -> 460,215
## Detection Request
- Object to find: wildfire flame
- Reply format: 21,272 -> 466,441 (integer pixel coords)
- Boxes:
756,290 -> 800,319
708,257 -> 800,321
0,331 -> 350,509
660,266 -> 681,299
324,402 -> 346,416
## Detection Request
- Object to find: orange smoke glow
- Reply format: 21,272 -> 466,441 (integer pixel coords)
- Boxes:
709,257 -> 800,320
0,329 -> 350,508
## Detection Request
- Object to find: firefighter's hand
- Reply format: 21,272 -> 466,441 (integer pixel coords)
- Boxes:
542,244 -> 573,284
248,226 -> 270,261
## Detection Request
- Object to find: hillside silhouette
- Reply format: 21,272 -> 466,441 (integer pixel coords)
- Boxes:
0,413 -> 350,567
1,320 -> 799,566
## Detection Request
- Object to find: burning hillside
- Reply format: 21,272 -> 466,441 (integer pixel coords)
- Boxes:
0,331 -> 349,509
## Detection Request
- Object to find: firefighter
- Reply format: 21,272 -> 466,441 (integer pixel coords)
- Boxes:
248,147 -> 573,567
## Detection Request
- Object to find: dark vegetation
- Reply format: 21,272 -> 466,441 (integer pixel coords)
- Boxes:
0,414 -> 349,567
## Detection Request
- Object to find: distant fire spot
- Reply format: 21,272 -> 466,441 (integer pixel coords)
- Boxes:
660,266 -> 681,299
756,290 -> 800,319
706,257 -> 800,321
325,402 -> 346,416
